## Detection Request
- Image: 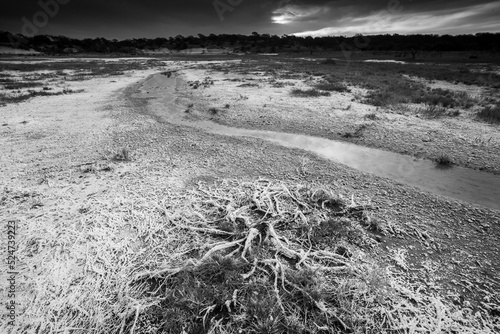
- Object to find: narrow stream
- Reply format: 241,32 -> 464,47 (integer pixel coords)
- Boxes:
136,73 -> 500,211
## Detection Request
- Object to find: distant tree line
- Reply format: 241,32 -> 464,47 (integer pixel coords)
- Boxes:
1,31 -> 498,56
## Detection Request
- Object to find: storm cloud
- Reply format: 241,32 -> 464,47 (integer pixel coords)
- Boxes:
1,0 -> 499,39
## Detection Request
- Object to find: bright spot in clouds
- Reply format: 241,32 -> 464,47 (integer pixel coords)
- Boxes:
272,5 -> 323,24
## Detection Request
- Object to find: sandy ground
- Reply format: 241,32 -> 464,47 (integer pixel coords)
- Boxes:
0,61 -> 499,331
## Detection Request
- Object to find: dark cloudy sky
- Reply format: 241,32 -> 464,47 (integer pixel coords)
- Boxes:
1,0 -> 499,39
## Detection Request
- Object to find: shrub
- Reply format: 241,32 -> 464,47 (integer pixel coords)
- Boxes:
237,83 -> 259,88
290,88 -> 330,97
4,81 -> 43,90
0,88 -> 83,105
435,154 -> 453,167
365,90 -> 396,106
420,105 -> 448,118
63,88 -> 84,94
413,88 -> 476,109
364,80 -> 477,109
477,105 -> 500,123
364,81 -> 416,106
322,58 -> 337,65
130,182 -> 384,333
414,89 -> 454,108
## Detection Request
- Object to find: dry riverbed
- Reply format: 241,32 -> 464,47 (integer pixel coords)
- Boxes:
0,59 -> 499,333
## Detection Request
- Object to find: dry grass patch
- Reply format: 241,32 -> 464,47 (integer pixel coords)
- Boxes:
2,81 -> 43,90
0,88 -> 85,105
314,82 -> 351,93
3,180 -> 496,334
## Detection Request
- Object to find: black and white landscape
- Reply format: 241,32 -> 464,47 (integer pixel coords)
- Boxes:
1,1 -> 499,333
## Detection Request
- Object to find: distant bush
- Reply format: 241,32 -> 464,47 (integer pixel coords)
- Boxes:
365,82 -> 477,110
477,104 -> 500,123
62,88 -> 84,94
0,88 -> 84,105
364,81 -> 416,106
322,58 -> 337,65
291,88 -> 330,97
414,92 -> 455,108
420,105 -> 448,118
237,83 -> 259,88
0,92 -> 31,104
364,90 -> 393,107
364,113 -> 378,120
4,81 -> 43,90
435,154 -> 453,167
413,88 -> 475,109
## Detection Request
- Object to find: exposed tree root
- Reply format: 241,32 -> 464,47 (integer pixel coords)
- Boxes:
128,180 -> 497,334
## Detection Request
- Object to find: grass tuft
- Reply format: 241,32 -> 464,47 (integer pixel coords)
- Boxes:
112,148 -> 130,162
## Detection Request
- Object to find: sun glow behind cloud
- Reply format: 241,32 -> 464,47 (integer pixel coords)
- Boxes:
272,5 -> 323,24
